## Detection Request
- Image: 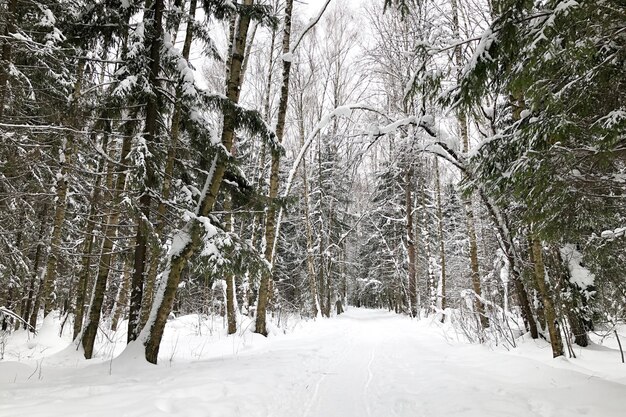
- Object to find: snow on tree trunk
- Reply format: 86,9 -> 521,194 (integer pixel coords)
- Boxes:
140,0 -> 198,333
128,0 -> 165,344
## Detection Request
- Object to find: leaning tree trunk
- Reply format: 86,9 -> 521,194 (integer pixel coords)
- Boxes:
256,0 -> 294,336
140,0 -> 198,332
530,237 -> 564,358
138,0 -> 255,364
476,188 -> 538,339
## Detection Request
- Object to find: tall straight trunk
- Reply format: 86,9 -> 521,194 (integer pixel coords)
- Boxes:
138,0 -> 254,364
460,115 -> 487,328
39,140 -> 70,318
73,132 -> 108,339
465,194 -> 487,326
7,217 -> 24,330
0,0 -> 17,120
220,1 -> 258,335
421,182 -> 436,315
406,167 -> 417,318
40,60 -> 85,319
434,158 -> 446,320
511,250 -> 538,338
299,103 -> 319,318
527,238 -> 545,332
450,0 -> 487,329
249,17 -> 277,251
80,119 -> 134,358
74,45 -> 129,339
530,237 -> 564,358
26,206 -> 48,330
255,0 -> 294,336
140,0 -> 197,331
224,194 -> 237,335
128,0 -> 165,343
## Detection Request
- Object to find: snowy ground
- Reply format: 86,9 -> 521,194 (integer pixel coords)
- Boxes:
1,308 -> 625,417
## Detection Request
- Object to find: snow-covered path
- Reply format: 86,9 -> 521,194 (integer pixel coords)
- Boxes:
1,308 -> 625,417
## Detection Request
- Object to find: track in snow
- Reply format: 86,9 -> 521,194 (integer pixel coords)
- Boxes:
1,308 -> 625,417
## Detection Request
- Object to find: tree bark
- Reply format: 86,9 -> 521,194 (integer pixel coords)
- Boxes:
224,194 -> 237,335
73,133 -> 108,340
249,14 -> 277,252
406,167 -> 417,318
140,0 -> 197,332
111,261 -> 132,332
0,0 -> 17,120
40,60 -> 85,319
476,188 -> 538,338
26,205 -> 48,330
549,247 -> 589,347
434,158 -> 447,321
530,237 -> 564,357
450,0 -> 487,329
298,101 -> 319,318
80,119 -> 134,358
256,0 -> 294,336
128,0 -> 165,343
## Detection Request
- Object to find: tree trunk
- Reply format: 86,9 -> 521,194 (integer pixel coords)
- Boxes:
111,261 -> 132,332
224,194 -> 237,335
450,0 -> 487,329
140,0 -> 197,332
26,205 -> 48,331
39,60 -> 85,319
0,0 -> 17,120
73,132 -> 108,340
300,114 -> 319,318
421,182 -> 436,316
128,0 -> 165,343
530,237 -> 564,358
434,158 -> 446,321
256,0 -> 294,336
550,247 -> 589,347
138,0 -> 254,364
249,20 -> 277,251
406,167 -> 417,318
476,188 -> 538,339
527,239 -> 545,332
80,119 -> 134,358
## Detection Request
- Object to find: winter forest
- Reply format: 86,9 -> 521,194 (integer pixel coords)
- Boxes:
0,0 -> 625,415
